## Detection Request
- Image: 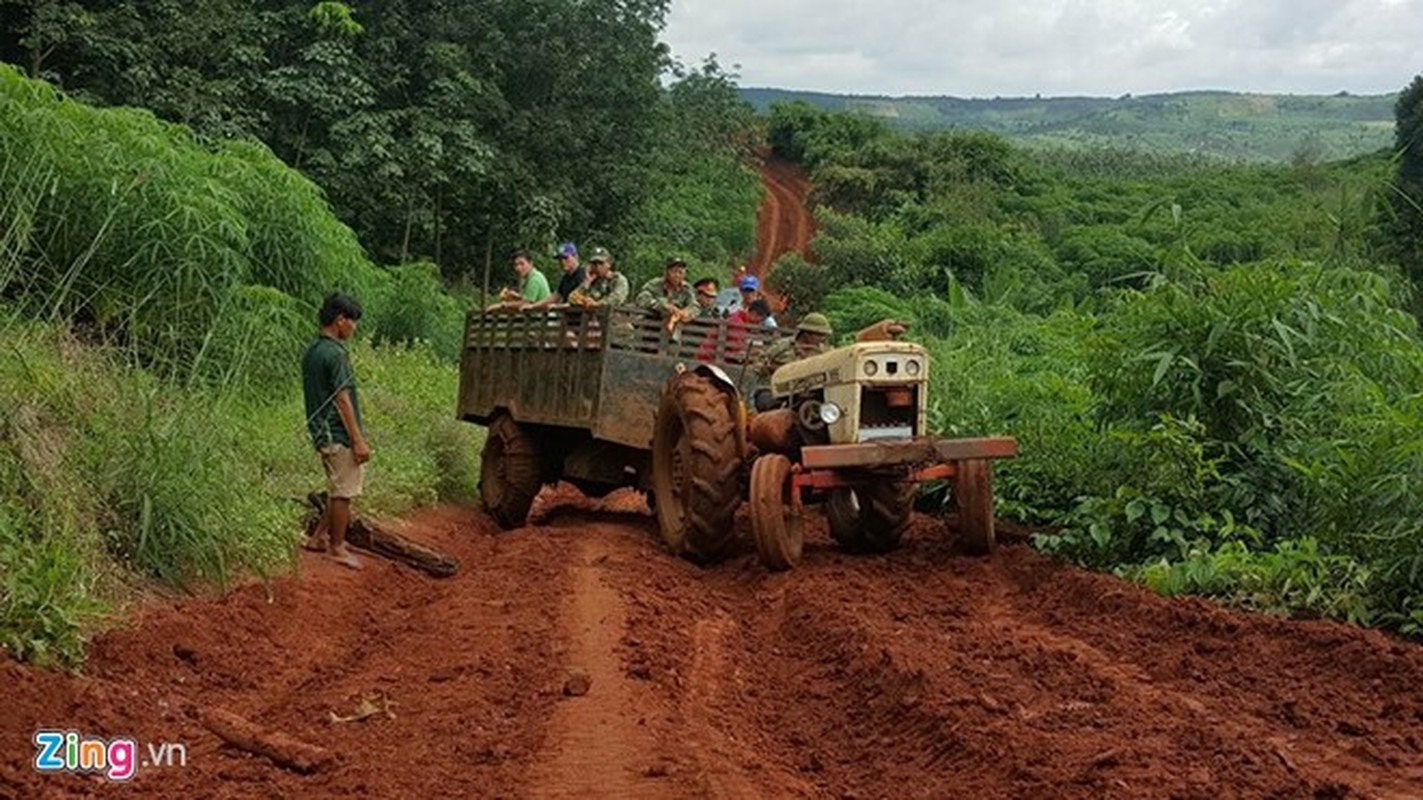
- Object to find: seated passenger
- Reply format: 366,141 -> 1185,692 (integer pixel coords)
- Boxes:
753,312 -> 832,379
485,249 -> 551,311
696,298 -> 770,362
737,275 -> 778,328
569,247 -> 628,309
693,277 -> 722,318
528,241 -> 586,309
635,257 -> 698,332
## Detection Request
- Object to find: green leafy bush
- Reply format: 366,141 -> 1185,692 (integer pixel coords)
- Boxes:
777,104 -> 1423,634
1033,416 -> 1250,569
367,262 -> 468,361
1138,539 -> 1373,623
0,509 -> 102,669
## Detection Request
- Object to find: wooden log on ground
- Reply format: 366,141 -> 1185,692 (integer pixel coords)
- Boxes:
303,491 -> 459,578
201,707 -> 336,774
346,517 -> 459,578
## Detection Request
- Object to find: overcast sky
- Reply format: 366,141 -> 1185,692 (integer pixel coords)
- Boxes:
661,0 -> 1423,97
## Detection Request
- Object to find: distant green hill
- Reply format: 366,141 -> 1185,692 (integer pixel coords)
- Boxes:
740,87 -> 1397,163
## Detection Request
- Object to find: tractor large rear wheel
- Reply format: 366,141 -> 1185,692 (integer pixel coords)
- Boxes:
954,459 -> 996,555
480,413 -> 542,529
827,482 -> 915,553
749,454 -> 803,571
651,374 -> 742,562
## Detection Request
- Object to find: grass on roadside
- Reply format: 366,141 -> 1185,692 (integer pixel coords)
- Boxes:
0,315 -> 481,668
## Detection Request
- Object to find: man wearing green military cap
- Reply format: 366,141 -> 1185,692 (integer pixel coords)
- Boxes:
570,246 -> 629,309
754,312 -> 833,378
636,256 -> 698,331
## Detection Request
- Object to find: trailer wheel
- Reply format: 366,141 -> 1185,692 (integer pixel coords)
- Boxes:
827,482 -> 915,553
749,454 -> 803,571
954,459 -> 996,555
651,374 -> 741,562
480,413 -> 542,529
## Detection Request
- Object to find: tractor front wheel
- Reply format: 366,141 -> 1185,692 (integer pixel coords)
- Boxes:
749,454 -> 803,571
827,482 -> 915,553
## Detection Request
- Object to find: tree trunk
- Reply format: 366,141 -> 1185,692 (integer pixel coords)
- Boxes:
304,492 -> 459,577
345,516 -> 459,578
482,225 -> 494,306
200,707 -> 336,774
433,184 -> 443,268
400,193 -> 414,264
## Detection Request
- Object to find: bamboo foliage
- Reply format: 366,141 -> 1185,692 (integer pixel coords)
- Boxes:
0,64 -> 383,381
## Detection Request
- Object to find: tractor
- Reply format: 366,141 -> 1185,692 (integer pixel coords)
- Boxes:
458,306 -> 1015,569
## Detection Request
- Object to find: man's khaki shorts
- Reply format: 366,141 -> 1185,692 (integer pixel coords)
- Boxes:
319,444 -> 364,499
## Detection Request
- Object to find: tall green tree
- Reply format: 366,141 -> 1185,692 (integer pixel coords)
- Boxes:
0,0 -> 674,277
1386,73 -> 1423,294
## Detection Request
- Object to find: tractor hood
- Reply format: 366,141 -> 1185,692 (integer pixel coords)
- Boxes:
770,341 -> 928,397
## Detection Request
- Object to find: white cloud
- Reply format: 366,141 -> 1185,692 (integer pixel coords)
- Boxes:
661,0 -> 1423,96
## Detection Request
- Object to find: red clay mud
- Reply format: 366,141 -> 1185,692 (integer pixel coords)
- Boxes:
4,492 -> 1423,798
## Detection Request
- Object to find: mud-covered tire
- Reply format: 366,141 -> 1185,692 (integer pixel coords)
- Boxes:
480,414 -> 541,529
651,374 -> 742,562
827,482 -> 914,553
749,454 -> 803,571
954,459 -> 996,555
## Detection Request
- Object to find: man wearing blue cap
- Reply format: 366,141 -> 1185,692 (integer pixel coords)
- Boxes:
738,274 -> 778,328
531,241 -> 586,308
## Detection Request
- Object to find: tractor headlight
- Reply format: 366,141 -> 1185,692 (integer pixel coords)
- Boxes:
819,402 -> 842,425
905,359 -> 922,377
863,359 -> 879,377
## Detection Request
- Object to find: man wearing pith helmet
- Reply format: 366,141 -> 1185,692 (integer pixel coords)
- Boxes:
755,312 -> 833,378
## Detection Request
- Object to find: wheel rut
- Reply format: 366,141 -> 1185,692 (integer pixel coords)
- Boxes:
528,534 -> 678,798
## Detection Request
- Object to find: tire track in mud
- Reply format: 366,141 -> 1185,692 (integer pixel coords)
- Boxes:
755,166 -> 784,274
532,494 -> 796,798
752,159 -> 814,283
611,513 -> 1423,799
528,532 -> 676,798
681,613 -> 780,798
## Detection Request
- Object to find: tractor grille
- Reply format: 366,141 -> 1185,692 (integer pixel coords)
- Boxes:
858,386 -> 917,441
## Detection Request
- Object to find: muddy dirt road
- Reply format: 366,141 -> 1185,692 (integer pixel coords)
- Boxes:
751,158 -> 814,278
5,487 -> 1423,799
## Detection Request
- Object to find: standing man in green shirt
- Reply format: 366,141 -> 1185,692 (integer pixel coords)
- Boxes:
302,293 -> 370,570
